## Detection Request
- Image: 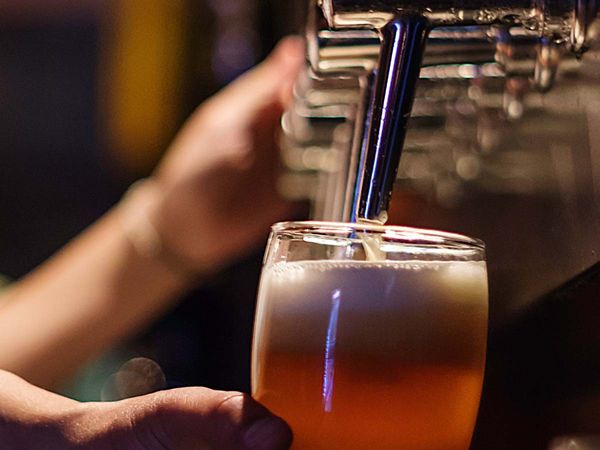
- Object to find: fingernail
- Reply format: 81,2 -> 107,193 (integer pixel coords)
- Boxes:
243,417 -> 292,450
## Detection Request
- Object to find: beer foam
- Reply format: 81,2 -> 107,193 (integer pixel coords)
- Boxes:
266,259 -> 485,278
265,259 -> 488,310
255,258 -> 488,368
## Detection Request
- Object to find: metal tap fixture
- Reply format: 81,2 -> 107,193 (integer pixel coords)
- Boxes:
315,0 -> 599,222
296,4 -> 500,220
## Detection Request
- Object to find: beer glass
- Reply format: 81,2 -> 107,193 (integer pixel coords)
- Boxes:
252,221 -> 488,450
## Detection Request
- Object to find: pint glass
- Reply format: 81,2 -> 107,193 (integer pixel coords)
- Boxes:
252,222 -> 488,450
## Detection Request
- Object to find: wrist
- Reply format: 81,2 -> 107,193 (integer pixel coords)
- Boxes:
118,179 -> 206,286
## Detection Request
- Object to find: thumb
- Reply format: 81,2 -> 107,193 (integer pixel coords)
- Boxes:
100,387 -> 292,450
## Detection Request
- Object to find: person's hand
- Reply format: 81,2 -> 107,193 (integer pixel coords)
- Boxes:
0,37 -> 304,389
76,389 -> 292,450
131,37 -> 304,278
0,370 -> 292,450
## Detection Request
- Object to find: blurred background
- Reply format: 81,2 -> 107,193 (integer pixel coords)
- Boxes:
0,1 -> 598,449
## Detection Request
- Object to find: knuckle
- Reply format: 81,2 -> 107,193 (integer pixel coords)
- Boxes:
215,392 -> 249,412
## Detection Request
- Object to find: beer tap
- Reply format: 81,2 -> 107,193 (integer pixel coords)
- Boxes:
304,4 -> 499,221
318,0 -> 599,223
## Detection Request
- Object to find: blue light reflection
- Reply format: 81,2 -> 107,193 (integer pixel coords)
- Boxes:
322,288 -> 341,412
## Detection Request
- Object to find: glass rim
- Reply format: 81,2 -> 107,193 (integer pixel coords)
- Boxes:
271,221 -> 485,250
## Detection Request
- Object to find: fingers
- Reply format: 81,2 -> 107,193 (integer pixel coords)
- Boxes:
158,36 -> 304,172
253,35 -> 306,107
109,387 -> 292,450
207,36 -> 305,118
236,35 -> 305,99
272,36 -> 307,106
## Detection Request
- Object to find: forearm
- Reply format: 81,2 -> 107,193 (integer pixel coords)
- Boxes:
0,194 -> 190,389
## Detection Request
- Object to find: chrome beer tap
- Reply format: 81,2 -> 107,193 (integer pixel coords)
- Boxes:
318,0 -> 599,223
304,3 -> 500,221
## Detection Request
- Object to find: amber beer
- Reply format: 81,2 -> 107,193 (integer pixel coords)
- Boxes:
252,259 -> 488,450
